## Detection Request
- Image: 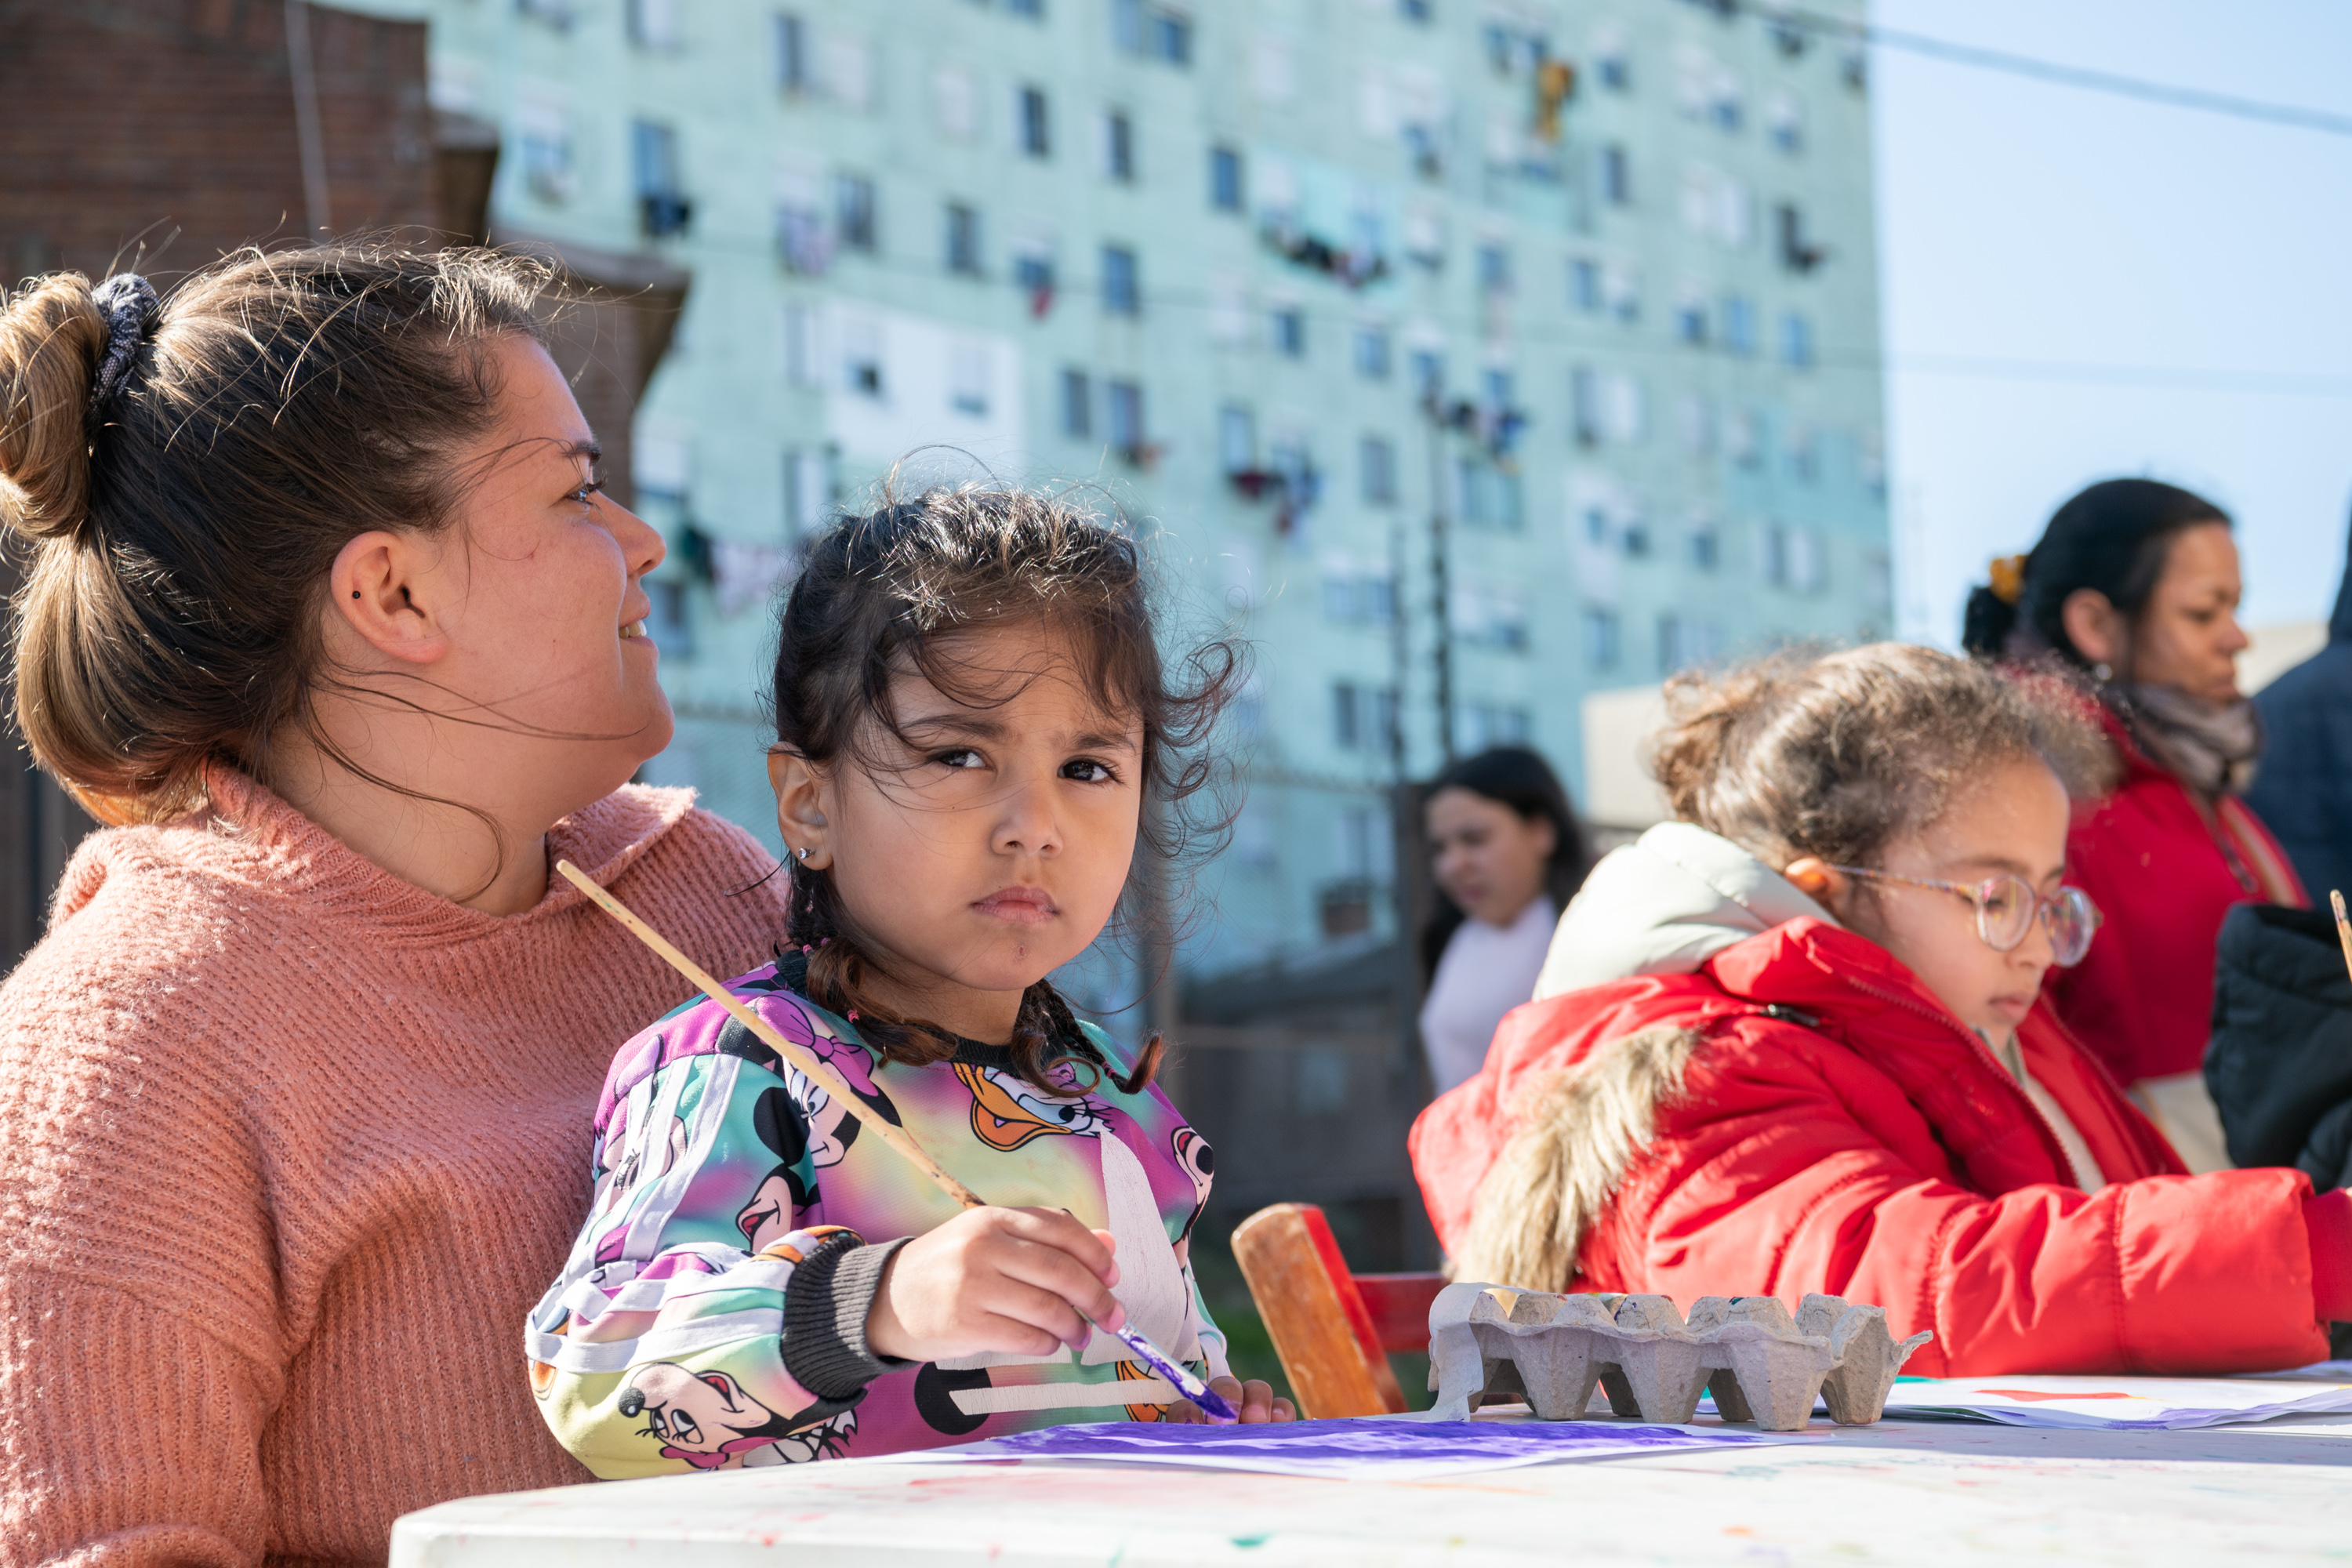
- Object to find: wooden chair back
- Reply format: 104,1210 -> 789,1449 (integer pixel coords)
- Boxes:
1230,1202 -> 1448,1419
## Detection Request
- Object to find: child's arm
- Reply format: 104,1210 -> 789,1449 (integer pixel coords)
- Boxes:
526,1009 -> 1124,1475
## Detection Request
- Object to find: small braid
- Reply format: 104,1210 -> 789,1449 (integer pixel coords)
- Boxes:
779,859 -> 1160,1095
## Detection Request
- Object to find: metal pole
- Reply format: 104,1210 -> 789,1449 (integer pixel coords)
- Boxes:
1424,394 -> 1457,764
286,0 -> 333,239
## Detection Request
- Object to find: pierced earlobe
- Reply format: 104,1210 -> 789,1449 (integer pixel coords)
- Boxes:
795,846 -> 809,862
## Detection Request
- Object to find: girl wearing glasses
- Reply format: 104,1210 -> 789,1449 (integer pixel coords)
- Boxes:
1416,644 -> 2346,1376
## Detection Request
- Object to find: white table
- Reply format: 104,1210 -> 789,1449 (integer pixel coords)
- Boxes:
392,1410 -> 2352,1566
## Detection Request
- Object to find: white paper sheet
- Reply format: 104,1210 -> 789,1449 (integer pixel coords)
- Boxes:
1880,1374 -> 2352,1430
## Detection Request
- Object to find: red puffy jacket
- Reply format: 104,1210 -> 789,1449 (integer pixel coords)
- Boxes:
2054,706 -> 2306,1084
1410,916 -> 2332,1375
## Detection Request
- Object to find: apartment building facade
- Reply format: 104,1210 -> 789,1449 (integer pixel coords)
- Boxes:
361,0 -> 1889,982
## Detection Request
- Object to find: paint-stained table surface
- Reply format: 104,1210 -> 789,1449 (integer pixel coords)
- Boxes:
390,1410 -> 2352,1565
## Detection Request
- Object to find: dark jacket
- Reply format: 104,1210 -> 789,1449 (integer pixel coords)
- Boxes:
2247,543 -> 2352,903
2207,902 -> 2352,1189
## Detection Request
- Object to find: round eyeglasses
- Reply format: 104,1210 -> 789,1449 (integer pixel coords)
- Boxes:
1828,866 -> 2103,967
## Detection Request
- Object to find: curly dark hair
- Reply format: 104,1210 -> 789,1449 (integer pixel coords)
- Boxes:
768,482 -> 1244,1094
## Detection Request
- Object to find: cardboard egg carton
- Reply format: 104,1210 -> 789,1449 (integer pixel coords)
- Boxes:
1427,1284 -> 1931,1431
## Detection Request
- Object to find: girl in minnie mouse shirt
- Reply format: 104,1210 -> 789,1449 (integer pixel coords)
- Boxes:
528,489 -> 1291,1475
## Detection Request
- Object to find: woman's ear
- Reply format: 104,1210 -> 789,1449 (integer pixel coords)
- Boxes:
331,531 -> 449,665
2060,587 -> 2125,670
1782,856 -> 1857,923
767,750 -> 834,869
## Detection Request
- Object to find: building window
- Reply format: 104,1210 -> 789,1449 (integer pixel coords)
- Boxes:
841,318 -> 882,397
835,173 -> 876,252
1675,294 -> 1707,345
517,99 -> 575,201
1106,379 -> 1146,457
633,120 -> 691,238
1410,348 -> 1443,401
945,202 -> 982,275
1687,524 -> 1720,571
773,13 -> 807,91
1722,294 -> 1756,355
1475,243 -> 1511,294
1763,525 -> 1824,590
1015,252 -> 1055,310
1777,204 -> 1824,272
1658,615 -> 1721,675
775,198 -> 827,276
1581,607 -> 1621,670
1104,111 -> 1135,181
784,448 -> 831,538
1352,325 -> 1390,379
1060,368 -> 1092,437
1018,85 -> 1051,158
1102,244 -> 1139,314
626,0 -> 680,49
1112,0 -> 1190,64
1332,681 -> 1398,752
1400,0 -> 1432,21
1570,257 -> 1601,313
1270,305 -> 1305,357
1360,435 -> 1396,504
1455,459 -> 1523,531
1218,405 -> 1256,474
1007,0 -> 1042,13
1780,310 -> 1815,368
1600,144 -> 1631,206
1209,144 -> 1243,212
1570,365 -> 1599,447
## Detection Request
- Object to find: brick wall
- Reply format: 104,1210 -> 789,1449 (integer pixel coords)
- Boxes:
0,0 -> 436,284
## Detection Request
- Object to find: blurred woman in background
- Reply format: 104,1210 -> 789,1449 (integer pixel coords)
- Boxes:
1963,477 -> 2306,1171
1417,747 -> 1595,1094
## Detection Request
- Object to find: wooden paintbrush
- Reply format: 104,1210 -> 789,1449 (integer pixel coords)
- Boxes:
2333,891 -> 2352,991
554,859 -> 1236,1421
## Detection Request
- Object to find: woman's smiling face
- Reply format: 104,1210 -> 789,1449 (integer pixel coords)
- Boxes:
428,336 -> 673,795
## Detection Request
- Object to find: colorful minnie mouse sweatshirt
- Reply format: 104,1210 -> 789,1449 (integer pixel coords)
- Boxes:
526,960 -> 1229,1475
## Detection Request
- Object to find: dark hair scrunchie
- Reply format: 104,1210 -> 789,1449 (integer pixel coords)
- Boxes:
87,273 -> 161,416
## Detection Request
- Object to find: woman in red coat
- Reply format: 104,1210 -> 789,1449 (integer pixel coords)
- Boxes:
1962,480 -> 2304,1171
1413,644 -> 2346,1376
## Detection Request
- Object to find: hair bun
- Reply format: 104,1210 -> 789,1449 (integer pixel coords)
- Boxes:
0,273 -> 110,543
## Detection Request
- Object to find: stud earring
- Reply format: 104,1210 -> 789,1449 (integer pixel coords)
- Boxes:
350,590 -> 361,600
2092,661 -> 2113,684
796,846 -> 810,862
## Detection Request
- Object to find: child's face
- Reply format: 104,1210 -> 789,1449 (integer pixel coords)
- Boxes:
1795,758 -> 2074,1044
771,621 -> 1144,1040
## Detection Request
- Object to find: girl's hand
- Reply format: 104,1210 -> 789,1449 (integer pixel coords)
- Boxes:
866,1206 -> 1122,1364
1167,1376 -> 1294,1425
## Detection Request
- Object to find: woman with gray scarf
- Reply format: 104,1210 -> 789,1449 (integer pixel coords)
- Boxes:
1963,478 -> 2306,1172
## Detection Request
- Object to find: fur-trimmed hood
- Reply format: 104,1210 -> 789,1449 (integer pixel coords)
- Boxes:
1531,822 -> 1835,1000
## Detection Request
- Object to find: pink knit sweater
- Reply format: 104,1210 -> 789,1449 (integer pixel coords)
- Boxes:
0,770 -> 789,1566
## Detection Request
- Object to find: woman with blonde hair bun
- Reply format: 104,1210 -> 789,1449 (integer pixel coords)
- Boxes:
1413,643 -> 2350,1377
0,249 -> 786,1560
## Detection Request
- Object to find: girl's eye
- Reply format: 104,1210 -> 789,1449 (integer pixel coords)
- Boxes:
935,749 -> 986,770
1062,758 -> 1119,783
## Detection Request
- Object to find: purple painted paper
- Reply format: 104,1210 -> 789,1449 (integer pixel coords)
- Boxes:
985,1418 -> 1751,1463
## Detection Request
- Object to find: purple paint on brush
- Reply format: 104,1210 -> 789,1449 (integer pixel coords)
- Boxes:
1110,1320 -> 1237,1422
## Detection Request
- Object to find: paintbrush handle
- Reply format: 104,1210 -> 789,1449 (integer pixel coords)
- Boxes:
555,861 -> 1229,1416
555,859 -> 986,1211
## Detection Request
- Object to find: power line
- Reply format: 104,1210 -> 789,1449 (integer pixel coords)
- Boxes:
1762,4 -> 2352,139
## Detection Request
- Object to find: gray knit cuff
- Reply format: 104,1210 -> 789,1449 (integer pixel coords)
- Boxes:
782,1234 -> 916,1401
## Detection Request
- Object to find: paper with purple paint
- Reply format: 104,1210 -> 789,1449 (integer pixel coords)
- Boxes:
860,1417 -> 1762,1481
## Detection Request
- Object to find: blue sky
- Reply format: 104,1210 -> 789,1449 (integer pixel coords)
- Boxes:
1871,0 -> 2352,643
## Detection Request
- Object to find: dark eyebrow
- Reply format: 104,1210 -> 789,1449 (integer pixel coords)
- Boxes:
558,439 -> 604,465
1947,854 -> 2064,884
1070,728 -> 1140,753
898,713 -> 1009,742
